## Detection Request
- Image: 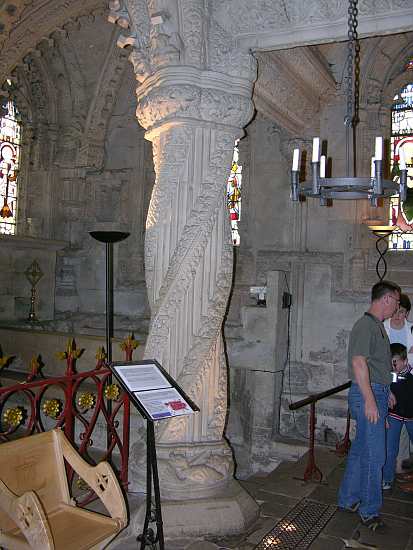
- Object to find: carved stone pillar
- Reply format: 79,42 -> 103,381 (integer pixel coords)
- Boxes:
109,0 -> 258,538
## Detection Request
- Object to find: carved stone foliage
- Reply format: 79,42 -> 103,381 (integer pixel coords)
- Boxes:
110,0 -> 257,88
137,84 -> 200,127
135,82 -> 254,133
147,0 -> 184,68
212,0 -> 412,37
209,28 -> 257,84
130,438 -> 234,498
179,0 -> 203,67
110,0 -> 186,81
111,0 -> 220,76
109,0 -> 152,82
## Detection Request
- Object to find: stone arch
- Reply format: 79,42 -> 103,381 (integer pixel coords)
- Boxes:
77,28 -> 130,170
1,48 -> 61,235
360,32 -> 413,132
17,51 -> 59,141
0,0 -> 105,84
382,65 -> 413,113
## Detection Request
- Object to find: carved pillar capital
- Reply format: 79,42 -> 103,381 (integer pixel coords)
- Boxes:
108,0 -> 257,122
134,66 -> 255,136
109,0 -> 257,139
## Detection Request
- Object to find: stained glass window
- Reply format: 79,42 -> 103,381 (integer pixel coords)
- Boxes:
0,98 -> 21,235
227,141 -> 242,246
388,81 -> 413,249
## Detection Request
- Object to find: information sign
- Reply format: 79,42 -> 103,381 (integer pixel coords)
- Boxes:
110,360 -> 199,421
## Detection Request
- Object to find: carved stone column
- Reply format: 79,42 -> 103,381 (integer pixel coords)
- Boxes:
109,0 -> 258,538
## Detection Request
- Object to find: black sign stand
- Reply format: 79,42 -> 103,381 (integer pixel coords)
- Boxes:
109,360 -> 199,549
137,420 -> 164,549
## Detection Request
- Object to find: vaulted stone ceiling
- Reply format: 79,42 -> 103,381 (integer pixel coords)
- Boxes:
0,0 -> 105,81
253,47 -> 336,135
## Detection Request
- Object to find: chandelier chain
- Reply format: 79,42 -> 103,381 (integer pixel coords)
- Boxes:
345,0 -> 360,129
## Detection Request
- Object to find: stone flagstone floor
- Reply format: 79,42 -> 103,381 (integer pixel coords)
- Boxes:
109,448 -> 413,549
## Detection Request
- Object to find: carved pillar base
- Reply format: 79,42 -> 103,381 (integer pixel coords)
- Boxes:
126,440 -> 259,539
129,439 -> 236,497
129,479 -> 259,540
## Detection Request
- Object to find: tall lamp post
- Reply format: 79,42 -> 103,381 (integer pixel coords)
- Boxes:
89,231 -> 130,363
368,225 -> 395,281
89,231 -> 130,450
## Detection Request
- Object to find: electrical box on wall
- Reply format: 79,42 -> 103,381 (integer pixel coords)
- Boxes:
250,286 -> 267,306
282,291 -> 292,309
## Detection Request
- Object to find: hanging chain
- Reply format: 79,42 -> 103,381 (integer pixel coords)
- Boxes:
345,0 -> 360,176
345,0 -> 360,128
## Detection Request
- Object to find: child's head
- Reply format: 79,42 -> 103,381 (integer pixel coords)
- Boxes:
391,342 -> 408,373
391,293 -> 411,323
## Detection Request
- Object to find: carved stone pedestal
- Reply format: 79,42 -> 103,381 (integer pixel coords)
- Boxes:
127,439 -> 259,538
131,479 -> 259,539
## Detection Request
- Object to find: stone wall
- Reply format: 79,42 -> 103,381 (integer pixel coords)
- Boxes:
224,33 -> 413,476
2,14 -> 154,339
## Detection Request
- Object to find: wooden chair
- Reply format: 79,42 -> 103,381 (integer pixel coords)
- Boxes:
0,429 -> 128,549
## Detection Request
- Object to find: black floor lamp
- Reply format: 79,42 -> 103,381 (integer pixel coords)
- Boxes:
89,230 -> 130,449
89,231 -> 130,362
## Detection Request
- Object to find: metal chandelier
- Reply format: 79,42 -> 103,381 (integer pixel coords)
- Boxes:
290,0 -> 408,206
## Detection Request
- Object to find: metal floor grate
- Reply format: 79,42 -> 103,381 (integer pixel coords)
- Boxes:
254,498 -> 337,549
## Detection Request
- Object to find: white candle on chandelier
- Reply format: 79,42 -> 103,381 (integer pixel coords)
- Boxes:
292,149 -> 300,171
371,157 -> 375,178
320,155 -> 326,177
399,147 -> 406,170
375,137 -> 383,161
312,137 -> 320,163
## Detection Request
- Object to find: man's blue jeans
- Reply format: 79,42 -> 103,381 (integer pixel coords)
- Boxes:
338,382 -> 389,519
383,416 -> 413,484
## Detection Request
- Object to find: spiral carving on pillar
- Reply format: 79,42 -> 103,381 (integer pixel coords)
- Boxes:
144,124 -> 236,441
109,0 -> 256,497
130,121 -> 240,497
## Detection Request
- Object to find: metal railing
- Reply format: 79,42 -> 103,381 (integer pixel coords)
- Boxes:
0,338 -> 134,505
289,381 -> 351,482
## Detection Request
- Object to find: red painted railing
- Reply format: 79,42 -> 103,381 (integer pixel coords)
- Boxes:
289,381 -> 351,482
0,338 -> 134,505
